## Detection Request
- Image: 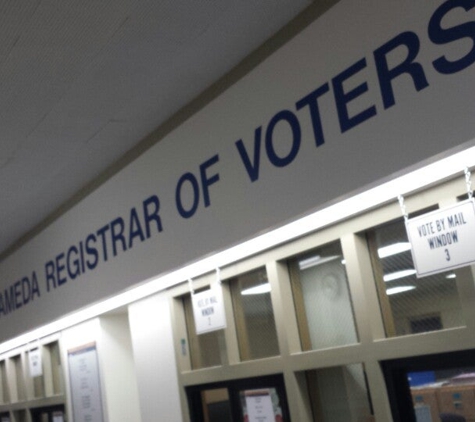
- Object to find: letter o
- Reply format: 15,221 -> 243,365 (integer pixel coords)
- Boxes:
176,172 -> 200,219
265,110 -> 302,167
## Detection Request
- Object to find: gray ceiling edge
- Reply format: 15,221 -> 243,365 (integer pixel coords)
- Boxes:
0,0 -> 339,264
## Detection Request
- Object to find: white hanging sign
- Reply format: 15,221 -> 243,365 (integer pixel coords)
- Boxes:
406,199 -> 475,277
28,347 -> 42,377
192,284 -> 226,335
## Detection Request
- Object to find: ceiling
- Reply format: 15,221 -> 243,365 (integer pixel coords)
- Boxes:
0,0 -> 315,259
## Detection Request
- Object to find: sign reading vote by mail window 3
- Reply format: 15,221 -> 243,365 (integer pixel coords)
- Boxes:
192,284 -> 226,335
406,200 -> 475,277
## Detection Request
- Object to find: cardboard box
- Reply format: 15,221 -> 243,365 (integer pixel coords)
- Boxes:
412,387 -> 441,422
437,384 -> 475,420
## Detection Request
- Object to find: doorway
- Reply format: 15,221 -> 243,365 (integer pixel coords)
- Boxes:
382,349 -> 475,422
187,374 -> 290,422
30,405 -> 65,422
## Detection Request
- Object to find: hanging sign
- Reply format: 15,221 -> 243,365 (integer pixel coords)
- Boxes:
192,284 -> 226,335
28,347 -> 42,377
406,199 -> 475,277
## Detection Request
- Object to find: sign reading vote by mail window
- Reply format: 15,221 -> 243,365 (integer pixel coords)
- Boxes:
192,284 -> 226,335
28,347 -> 42,377
406,200 -> 475,277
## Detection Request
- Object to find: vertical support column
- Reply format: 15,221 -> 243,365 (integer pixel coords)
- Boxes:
229,277 -> 252,361
42,344 -> 54,397
23,351 -> 34,401
266,261 -> 313,422
266,261 -> 301,356
439,198 -> 475,331
168,295 -> 192,422
129,294 -> 184,422
364,360 -> 394,422
341,233 -> 386,342
0,361 -> 5,405
170,295 -> 192,373
282,371 -> 314,422
342,233 -> 395,421
99,314 -> 142,422
6,356 -> 18,403
220,279 -> 240,366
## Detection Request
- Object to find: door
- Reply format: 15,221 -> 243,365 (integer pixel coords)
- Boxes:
187,374 -> 291,422
30,405 -> 65,422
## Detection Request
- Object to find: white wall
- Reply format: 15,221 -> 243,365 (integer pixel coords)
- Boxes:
99,314 -> 142,422
61,316 -> 142,422
61,319 -> 107,422
2,0 -> 475,343
128,292 -> 183,421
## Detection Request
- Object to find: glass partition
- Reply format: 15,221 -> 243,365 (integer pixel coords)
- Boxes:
183,293 -> 225,370
366,217 -> 466,337
288,240 -> 358,351
229,267 -> 279,361
306,364 -> 373,422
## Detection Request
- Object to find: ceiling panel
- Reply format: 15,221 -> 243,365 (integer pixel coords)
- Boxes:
0,0 -> 312,257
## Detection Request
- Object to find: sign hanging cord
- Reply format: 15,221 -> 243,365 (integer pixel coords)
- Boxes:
188,278 -> 194,295
398,195 -> 409,222
465,167 -> 473,200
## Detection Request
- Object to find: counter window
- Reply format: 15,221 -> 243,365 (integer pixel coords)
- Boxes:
306,364 -> 373,422
366,217 -> 466,337
229,267 -> 280,361
183,293 -> 226,370
289,241 -> 358,351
